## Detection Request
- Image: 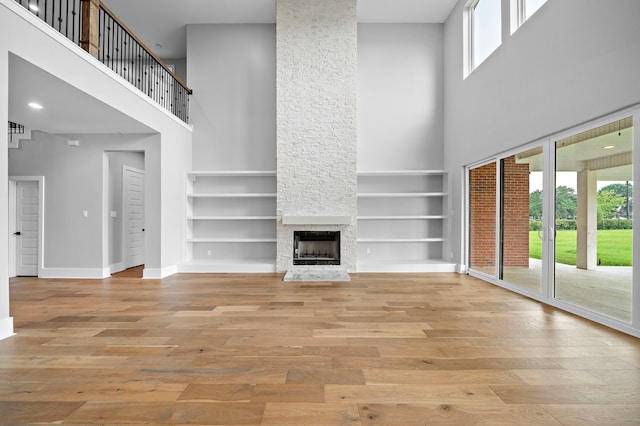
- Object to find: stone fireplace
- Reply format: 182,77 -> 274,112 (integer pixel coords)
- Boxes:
275,0 -> 357,275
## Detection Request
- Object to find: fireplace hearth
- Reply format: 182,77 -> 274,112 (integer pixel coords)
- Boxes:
293,231 -> 340,265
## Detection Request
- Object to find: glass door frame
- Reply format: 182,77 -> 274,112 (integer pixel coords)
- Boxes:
465,157 -> 499,281
466,139 -> 552,300
465,105 -> 640,337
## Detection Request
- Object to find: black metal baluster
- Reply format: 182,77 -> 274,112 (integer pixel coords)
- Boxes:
64,0 -> 69,38
97,8 -> 102,63
71,0 -> 76,44
13,0 -> 190,122
137,44 -> 142,93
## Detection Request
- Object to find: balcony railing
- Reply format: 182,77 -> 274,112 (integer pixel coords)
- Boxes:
12,0 -> 192,123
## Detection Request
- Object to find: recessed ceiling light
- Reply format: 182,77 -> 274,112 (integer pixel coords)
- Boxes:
28,102 -> 43,110
603,145 -> 615,150
28,3 -> 38,12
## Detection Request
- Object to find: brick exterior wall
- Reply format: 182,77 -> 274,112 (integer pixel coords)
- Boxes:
501,156 -> 530,267
470,162 -> 497,268
470,158 -> 530,269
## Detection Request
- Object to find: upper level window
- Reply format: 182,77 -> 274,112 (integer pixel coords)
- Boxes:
512,0 -> 549,32
471,0 -> 502,70
525,0 -> 548,20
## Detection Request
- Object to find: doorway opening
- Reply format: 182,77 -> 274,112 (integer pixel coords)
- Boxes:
106,151 -> 145,277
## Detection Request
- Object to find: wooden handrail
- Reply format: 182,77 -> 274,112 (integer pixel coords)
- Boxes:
99,3 -> 192,94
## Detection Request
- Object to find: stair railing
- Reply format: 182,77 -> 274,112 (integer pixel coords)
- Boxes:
12,0 -> 192,123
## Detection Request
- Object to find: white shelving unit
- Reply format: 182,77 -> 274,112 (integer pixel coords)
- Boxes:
180,171 -> 277,273
357,170 -> 455,272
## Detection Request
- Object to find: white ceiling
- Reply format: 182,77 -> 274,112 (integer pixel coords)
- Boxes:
8,55 -> 153,135
518,128 -> 633,182
102,0 -> 459,58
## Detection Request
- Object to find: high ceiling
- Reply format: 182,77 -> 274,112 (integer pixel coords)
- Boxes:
8,0 -> 458,136
8,54 -> 154,135
102,0 -> 459,58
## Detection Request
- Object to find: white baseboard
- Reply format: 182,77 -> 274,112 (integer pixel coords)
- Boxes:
143,264 -> 177,279
456,264 -> 467,274
0,317 -> 15,341
40,267 -> 110,279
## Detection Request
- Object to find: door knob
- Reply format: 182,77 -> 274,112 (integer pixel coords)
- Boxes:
14,231 -> 21,236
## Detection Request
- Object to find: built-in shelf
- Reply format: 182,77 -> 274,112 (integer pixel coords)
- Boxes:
357,215 -> 445,220
181,169 -> 454,273
187,193 -> 276,198
356,170 -> 452,272
358,238 -> 445,243
188,216 -> 277,221
357,170 -> 447,176
188,170 -> 276,179
357,192 -> 447,198
183,171 -> 277,272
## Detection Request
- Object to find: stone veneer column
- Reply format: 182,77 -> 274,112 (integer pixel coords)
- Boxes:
276,0 -> 357,272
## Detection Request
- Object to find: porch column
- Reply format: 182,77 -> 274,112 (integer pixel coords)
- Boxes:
576,169 -> 597,269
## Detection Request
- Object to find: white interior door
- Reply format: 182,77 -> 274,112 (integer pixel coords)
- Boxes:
123,166 -> 145,269
16,181 -> 39,276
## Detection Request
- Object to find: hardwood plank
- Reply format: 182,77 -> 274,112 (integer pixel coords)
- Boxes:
64,401 -> 266,424
357,403 -> 561,425
251,384 -> 325,403
261,402 -> 360,425
490,385 -> 595,404
0,401 -> 85,424
541,404 -> 640,425
286,368 -> 366,385
512,369 -> 606,386
178,384 -> 255,401
363,369 -> 526,385
325,384 -> 505,404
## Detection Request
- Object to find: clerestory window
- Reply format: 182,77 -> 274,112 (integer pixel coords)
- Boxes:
512,0 -> 549,32
465,0 -> 502,76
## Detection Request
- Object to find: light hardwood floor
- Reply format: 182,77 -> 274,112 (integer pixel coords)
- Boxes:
1,273 -> 639,425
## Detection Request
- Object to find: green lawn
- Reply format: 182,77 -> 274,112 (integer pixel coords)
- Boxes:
529,229 -> 632,266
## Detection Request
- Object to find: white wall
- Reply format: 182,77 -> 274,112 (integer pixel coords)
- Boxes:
358,24 -> 444,171
444,0 -> 640,267
0,0 -> 193,337
187,24 -> 276,171
8,134 -> 155,275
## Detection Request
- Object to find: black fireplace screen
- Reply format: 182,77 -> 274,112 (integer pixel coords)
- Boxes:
293,231 -> 340,265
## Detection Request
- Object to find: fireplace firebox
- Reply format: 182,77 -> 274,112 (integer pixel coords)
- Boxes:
293,231 -> 340,265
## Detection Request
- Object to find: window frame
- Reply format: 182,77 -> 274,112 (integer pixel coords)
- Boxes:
463,0 -> 503,78
511,0 -> 549,34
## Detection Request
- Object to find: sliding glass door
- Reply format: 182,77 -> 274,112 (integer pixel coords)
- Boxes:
499,147 -> 544,293
467,145 -> 546,293
554,117 -> 633,322
469,162 -> 497,276
467,111 -> 636,331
